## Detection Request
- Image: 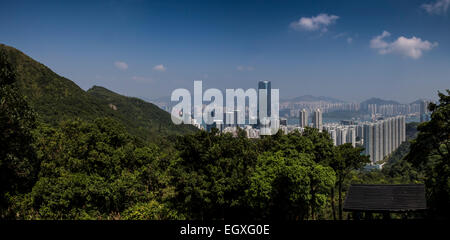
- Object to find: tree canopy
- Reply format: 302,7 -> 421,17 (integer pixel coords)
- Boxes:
2,50 -> 448,219
406,90 -> 450,218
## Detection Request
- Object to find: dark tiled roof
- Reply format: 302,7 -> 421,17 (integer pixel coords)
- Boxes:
343,184 -> 427,212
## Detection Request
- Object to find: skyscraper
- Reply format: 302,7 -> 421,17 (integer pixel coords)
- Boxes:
372,123 -> 381,163
383,120 -> 389,157
356,125 -> 364,140
330,129 -> 337,146
337,127 -> 347,146
363,123 -> 374,162
387,118 -> 392,155
401,115 -> 406,142
393,117 -> 398,150
346,127 -> 356,147
396,116 -> 401,148
234,109 -> 241,127
257,80 -> 271,127
299,109 -> 308,128
312,109 -> 323,131
420,100 -> 427,123
362,115 -> 406,164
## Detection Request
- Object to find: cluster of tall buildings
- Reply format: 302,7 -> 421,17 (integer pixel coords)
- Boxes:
324,124 -> 357,147
299,108 -> 323,131
367,103 -> 425,117
363,116 -> 406,164
200,80 -> 276,137
281,102 -> 360,118
278,100 -> 432,120
368,104 -> 411,117
322,115 -> 407,166
184,80 -> 410,167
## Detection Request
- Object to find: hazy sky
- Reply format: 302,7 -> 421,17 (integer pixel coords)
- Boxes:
1,0 -> 449,103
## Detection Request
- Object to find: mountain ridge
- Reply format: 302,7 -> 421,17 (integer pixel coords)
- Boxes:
0,43 -> 197,140
361,97 -> 401,105
281,95 -> 345,103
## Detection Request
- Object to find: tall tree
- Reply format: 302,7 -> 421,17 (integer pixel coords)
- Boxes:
247,151 -> 335,220
302,127 -> 335,164
406,90 -> 450,219
171,128 -> 259,220
329,143 -> 370,220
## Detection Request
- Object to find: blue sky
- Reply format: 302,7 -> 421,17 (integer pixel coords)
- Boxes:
1,0 -> 449,103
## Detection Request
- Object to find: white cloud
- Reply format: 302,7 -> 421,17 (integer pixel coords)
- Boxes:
421,0 -> 450,15
236,65 -> 254,71
114,61 -> 128,70
370,31 -> 391,49
333,32 -> 355,44
370,31 -> 438,59
290,13 -> 339,32
153,64 -> 166,72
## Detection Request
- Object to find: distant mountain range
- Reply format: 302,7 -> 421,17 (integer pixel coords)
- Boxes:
281,95 -> 345,103
359,98 -> 401,112
360,97 -> 401,106
149,95 -> 346,108
147,94 -> 427,112
409,99 -> 431,105
0,44 -> 197,141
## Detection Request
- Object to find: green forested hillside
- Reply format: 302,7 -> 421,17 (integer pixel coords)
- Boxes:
0,44 -> 196,140
87,86 -> 197,140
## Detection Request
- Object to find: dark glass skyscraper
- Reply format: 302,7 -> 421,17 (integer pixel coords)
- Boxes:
257,80 -> 271,127
419,100 -> 428,122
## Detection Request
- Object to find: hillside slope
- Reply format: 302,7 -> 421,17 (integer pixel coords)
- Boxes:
360,97 -> 401,112
0,43 -> 196,140
87,86 -> 197,139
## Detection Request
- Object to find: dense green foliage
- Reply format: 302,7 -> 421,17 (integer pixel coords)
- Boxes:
0,50 -> 39,217
406,90 -> 450,219
169,129 -> 337,220
170,129 -> 259,220
0,44 -> 196,142
1,45 -> 449,220
8,119 -> 180,219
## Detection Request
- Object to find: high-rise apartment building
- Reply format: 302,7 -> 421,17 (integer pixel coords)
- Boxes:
337,128 -> 347,146
363,116 -> 406,164
372,123 -> 381,163
346,127 -> 356,147
257,80 -> 271,127
312,109 -> 323,132
420,100 -> 427,122
356,125 -> 364,140
401,115 -> 406,142
299,109 -> 308,128
364,123 -> 374,161
329,129 -> 337,146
